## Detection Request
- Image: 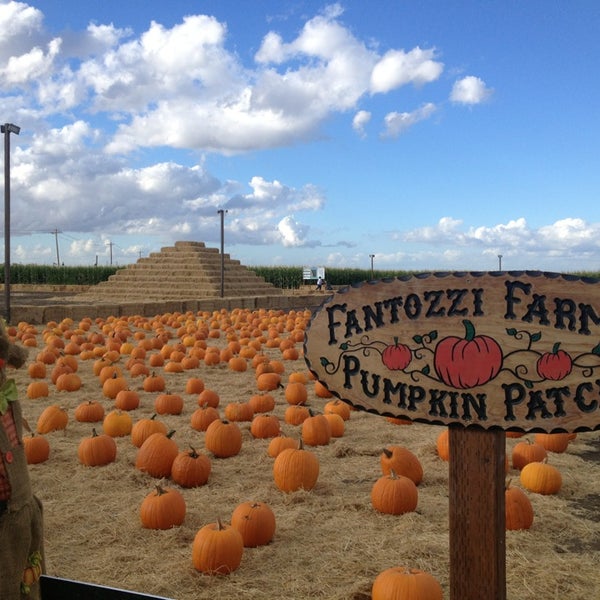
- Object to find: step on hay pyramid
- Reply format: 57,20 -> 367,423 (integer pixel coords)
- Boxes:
73,241 -> 283,302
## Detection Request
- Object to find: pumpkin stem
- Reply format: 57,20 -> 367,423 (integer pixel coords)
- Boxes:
188,445 -> 199,458
91,428 -> 99,437
166,429 -> 176,439
382,448 -> 393,459
154,484 -> 167,496
462,319 -> 475,341
551,341 -> 561,354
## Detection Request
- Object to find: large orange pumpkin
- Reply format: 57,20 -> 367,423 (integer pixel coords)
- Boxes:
231,501 -> 276,547
192,519 -> 244,575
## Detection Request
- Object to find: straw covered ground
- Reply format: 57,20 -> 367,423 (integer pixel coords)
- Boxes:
10,307 -> 600,599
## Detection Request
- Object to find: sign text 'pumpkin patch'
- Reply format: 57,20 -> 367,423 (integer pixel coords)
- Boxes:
304,272 -> 600,432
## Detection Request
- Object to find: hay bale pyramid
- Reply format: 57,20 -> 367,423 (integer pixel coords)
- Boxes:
74,241 -> 282,302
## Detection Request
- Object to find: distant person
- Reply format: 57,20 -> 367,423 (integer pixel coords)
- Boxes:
0,319 -> 45,600
315,276 -> 324,291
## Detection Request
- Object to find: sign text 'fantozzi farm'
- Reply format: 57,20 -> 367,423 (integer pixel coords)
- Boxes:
304,272 -> 600,432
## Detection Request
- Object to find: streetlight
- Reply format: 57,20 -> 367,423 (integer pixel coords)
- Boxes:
217,209 -> 228,298
369,254 -> 375,280
2,123 -> 20,323
498,255 -> 503,271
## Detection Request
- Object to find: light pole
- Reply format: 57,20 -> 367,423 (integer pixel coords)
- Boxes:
369,254 -> 375,280
2,123 -> 20,323
217,209 -> 228,298
498,255 -> 503,271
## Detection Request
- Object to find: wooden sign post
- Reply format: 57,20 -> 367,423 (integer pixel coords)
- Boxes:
304,272 -> 600,599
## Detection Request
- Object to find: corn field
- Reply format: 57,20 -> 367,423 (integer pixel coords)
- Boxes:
1,264 -> 597,288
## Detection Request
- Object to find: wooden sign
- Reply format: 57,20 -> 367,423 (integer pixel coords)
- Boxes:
305,271 -> 600,433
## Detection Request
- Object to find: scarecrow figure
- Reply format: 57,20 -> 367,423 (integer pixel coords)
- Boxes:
0,320 -> 44,599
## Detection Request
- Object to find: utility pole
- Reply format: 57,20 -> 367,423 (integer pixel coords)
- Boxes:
107,241 -> 114,265
2,123 -> 20,323
369,254 -> 375,280
52,229 -> 61,265
217,209 -> 228,298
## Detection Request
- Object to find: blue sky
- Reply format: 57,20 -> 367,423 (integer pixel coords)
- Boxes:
1,1 -> 599,272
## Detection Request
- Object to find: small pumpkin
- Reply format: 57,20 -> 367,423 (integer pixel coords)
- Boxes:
198,388 -> 220,408
323,412 -> 345,437
256,372 -> 281,392
511,439 -> 547,470
140,484 -> 186,530
36,405 -> 68,434
267,435 -> 298,458
223,401 -> 254,422
380,446 -> 423,485
505,480 -> 534,530
248,393 -> 275,414
143,371 -> 166,393
55,371 -> 82,392
170,446 -> 211,488
102,409 -> 133,437
323,399 -> 351,421
435,428 -> 449,461
74,400 -> 105,423
250,414 -> 281,439
135,430 -> 179,478
26,381 -> 50,399
284,404 -> 310,426
273,440 -> 319,492
301,411 -> 331,447
192,518 -> 244,575
231,501 -> 276,547
371,470 -> 418,515
23,433 -> 50,464
154,393 -> 184,415
131,414 -> 168,448
284,381 -> 308,406
372,566 -> 443,600
114,389 -> 141,411
533,432 -> 571,454
190,406 -> 220,432
102,372 -> 129,399
78,428 -> 117,466
205,420 -> 243,458
520,460 -> 562,495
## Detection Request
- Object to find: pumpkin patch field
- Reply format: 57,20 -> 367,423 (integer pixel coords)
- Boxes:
10,308 -> 600,599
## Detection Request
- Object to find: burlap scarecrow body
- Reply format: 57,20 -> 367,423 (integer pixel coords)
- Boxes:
0,321 -> 44,600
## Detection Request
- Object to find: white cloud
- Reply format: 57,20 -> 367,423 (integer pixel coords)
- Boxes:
393,217 -> 600,272
278,215 -> 309,247
381,103 -> 436,138
371,47 -> 443,93
352,110 -> 371,138
450,75 -> 493,104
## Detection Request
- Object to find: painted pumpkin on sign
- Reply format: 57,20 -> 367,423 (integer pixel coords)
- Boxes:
381,337 -> 412,371
434,319 -> 503,389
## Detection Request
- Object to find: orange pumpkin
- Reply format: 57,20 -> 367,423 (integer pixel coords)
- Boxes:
131,414 -> 168,448
380,446 -> 423,485
192,519 -> 244,575
23,433 -> 50,464
231,501 -> 276,547
371,471 -> 419,515
204,420 -> 242,458
140,484 -> 186,530
273,440 -> 319,492
36,405 -> 68,434
78,428 -> 117,466
74,400 -> 105,423
136,430 -> 179,478
170,447 -> 211,488
102,410 -> 133,437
